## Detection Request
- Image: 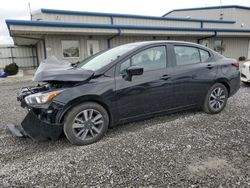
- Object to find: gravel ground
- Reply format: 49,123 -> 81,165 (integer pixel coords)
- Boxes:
0,79 -> 250,187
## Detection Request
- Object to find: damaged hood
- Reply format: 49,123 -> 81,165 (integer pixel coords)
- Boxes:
33,57 -> 94,82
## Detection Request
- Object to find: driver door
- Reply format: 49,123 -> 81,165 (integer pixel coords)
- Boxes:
114,45 -> 174,120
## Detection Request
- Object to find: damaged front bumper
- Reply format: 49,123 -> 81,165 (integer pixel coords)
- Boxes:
8,110 -> 63,141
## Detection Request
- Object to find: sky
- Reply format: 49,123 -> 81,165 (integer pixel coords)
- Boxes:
1,0 -> 250,44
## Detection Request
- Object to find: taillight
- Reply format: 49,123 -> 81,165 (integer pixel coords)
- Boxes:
232,61 -> 239,70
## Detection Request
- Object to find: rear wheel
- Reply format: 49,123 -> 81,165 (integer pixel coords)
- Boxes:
64,102 -> 109,145
203,83 -> 228,114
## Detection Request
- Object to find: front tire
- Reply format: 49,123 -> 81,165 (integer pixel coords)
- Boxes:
203,83 -> 228,114
64,102 -> 109,145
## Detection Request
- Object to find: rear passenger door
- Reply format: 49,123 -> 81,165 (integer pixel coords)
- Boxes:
169,44 -> 218,107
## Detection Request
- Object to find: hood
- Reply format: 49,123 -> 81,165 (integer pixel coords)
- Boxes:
33,56 -> 94,82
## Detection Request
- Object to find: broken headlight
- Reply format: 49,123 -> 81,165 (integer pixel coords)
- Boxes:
25,90 -> 63,105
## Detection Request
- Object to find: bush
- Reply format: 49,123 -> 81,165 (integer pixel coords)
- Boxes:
4,63 -> 19,76
238,56 -> 246,61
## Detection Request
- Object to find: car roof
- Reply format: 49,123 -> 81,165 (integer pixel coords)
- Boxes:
124,40 -> 207,49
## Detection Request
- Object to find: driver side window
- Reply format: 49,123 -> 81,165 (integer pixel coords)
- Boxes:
131,46 -> 167,71
119,46 -> 167,74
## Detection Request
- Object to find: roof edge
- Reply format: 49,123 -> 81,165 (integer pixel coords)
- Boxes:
40,8 -> 235,23
5,19 -> 250,33
163,5 -> 250,17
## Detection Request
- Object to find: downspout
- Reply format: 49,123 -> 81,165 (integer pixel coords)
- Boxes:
197,31 -> 217,44
107,16 -> 121,48
107,28 -> 121,48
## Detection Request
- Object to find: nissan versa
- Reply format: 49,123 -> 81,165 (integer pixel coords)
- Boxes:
8,41 -> 240,145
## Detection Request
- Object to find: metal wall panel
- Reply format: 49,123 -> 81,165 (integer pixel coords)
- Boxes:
43,13 -> 111,24
221,37 -> 248,59
113,18 -> 200,28
165,8 -> 235,21
0,47 -> 37,68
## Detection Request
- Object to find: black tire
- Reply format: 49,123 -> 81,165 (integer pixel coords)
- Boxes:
203,83 -> 228,114
242,81 -> 250,86
63,102 -> 109,145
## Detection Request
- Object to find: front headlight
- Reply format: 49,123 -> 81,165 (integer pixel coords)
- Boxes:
25,90 -> 63,105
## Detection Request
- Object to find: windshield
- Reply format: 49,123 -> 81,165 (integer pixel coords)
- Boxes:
76,44 -> 138,71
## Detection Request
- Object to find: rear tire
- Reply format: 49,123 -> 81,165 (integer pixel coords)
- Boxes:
63,102 -> 109,145
203,83 -> 228,114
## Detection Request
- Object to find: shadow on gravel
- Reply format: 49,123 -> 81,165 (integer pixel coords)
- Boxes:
4,109 -> 200,149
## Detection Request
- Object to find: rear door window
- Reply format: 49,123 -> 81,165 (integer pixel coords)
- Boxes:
174,46 -> 200,66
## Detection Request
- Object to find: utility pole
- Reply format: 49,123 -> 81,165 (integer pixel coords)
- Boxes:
28,3 -> 32,20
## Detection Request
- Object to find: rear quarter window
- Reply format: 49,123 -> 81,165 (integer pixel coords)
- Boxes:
199,49 -> 210,62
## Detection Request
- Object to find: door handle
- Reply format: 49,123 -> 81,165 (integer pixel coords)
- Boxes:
161,75 -> 170,80
207,64 -> 214,69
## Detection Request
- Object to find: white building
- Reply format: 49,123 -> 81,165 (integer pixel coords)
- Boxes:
5,5 -> 250,67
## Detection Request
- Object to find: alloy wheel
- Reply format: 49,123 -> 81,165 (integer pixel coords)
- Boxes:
72,109 -> 104,141
209,87 -> 226,111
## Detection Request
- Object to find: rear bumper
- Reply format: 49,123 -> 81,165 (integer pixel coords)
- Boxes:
229,73 -> 241,97
20,110 -> 63,141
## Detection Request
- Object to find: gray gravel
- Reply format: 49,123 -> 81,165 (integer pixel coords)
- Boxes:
0,79 -> 250,187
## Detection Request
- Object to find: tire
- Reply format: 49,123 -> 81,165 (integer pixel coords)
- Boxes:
63,102 -> 109,145
203,83 -> 228,114
242,81 -> 250,86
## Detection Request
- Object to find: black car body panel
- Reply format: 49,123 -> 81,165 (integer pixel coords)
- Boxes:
11,41 -> 241,141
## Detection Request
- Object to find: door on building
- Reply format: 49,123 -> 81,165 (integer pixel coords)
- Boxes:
87,40 -> 100,56
200,40 -> 209,48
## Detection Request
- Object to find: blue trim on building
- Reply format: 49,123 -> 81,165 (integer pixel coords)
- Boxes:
5,19 -> 250,33
163,5 -> 250,17
40,8 -> 235,24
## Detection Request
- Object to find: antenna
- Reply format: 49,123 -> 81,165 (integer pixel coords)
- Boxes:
28,2 -> 32,20
219,0 -> 223,20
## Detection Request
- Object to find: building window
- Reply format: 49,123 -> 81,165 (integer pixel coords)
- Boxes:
61,40 -> 80,58
214,40 -> 225,54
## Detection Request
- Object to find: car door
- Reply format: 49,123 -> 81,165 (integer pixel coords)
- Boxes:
169,44 -> 218,107
115,45 -> 174,120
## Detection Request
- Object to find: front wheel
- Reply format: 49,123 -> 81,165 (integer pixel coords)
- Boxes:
203,83 -> 228,114
64,102 -> 109,145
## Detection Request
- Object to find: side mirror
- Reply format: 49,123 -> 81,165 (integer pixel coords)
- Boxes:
123,66 -> 143,81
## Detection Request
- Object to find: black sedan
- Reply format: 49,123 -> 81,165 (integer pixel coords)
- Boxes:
9,41 -> 240,145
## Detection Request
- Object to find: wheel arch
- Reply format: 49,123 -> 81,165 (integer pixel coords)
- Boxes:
56,95 -> 114,127
215,78 -> 231,96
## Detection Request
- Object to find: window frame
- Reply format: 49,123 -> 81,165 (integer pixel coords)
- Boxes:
61,40 -> 80,59
117,45 -> 168,76
199,48 -> 211,63
173,45 -> 212,66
